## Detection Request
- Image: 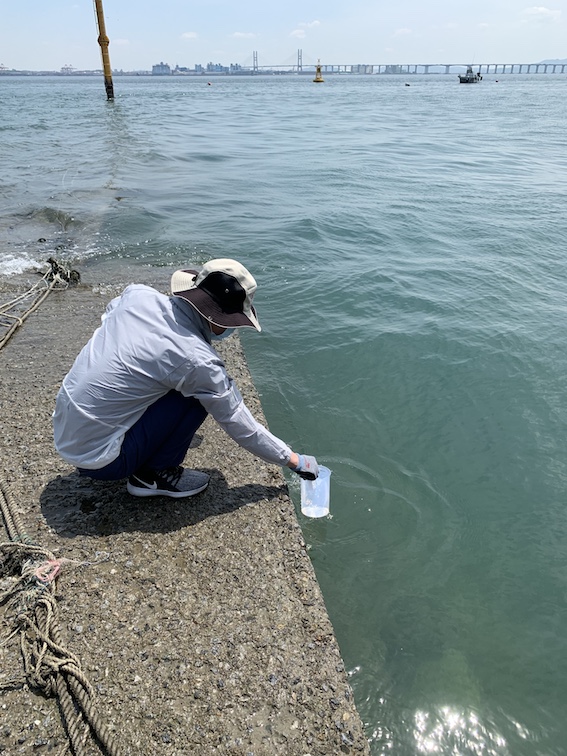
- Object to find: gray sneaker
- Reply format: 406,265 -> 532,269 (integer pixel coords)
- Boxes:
127,466 -> 210,498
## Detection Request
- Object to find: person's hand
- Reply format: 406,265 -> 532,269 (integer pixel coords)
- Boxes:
293,454 -> 319,480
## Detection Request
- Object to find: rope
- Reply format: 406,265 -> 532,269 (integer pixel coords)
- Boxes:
0,258 -> 80,351
1,257 -> 121,754
0,477 -> 121,755
0,476 -> 31,543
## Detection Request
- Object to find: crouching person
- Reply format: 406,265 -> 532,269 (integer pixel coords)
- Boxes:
53,258 -> 319,498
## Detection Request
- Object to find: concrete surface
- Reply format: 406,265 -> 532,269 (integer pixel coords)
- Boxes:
0,279 -> 370,755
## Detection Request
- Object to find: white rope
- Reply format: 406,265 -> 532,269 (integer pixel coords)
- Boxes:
0,272 -> 52,313
0,259 -> 79,351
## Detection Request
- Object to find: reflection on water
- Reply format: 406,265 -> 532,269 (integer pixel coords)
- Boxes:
367,703 -> 527,755
414,707 -> 508,755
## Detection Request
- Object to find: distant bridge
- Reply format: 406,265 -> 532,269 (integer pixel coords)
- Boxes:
251,62 -> 566,75
245,51 -> 566,75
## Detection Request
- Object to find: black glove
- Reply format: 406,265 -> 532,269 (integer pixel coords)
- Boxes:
293,454 -> 319,480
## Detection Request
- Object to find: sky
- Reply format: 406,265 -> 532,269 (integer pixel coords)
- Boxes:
1,0 -> 566,71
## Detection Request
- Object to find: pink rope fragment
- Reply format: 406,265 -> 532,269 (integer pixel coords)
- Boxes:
34,558 -> 71,584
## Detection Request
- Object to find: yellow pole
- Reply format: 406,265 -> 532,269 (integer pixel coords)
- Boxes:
93,0 -> 114,100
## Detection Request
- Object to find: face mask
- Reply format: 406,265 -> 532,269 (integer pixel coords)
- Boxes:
210,327 -> 235,342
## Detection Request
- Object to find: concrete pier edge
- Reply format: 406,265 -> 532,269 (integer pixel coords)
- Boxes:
0,281 -> 370,755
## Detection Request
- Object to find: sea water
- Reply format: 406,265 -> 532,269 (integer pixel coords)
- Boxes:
2,73 -> 567,754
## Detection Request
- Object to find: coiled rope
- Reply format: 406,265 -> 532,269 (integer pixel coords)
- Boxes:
0,257 -> 80,351
0,475 -> 120,756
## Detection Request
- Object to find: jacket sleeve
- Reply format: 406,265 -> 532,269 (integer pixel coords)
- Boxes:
174,349 -> 292,466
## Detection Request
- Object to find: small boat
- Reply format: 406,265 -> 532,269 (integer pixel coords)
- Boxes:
459,65 -> 482,83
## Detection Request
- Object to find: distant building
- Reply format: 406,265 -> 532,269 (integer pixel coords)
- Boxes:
152,62 -> 171,75
171,64 -> 208,75
351,64 -> 375,74
206,62 -> 229,73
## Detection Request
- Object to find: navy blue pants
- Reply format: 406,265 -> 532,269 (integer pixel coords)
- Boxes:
78,391 -> 208,481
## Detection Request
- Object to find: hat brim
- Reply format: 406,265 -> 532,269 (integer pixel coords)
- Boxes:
173,287 -> 261,331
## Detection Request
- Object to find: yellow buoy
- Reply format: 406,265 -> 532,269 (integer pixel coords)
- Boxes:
313,59 -> 324,83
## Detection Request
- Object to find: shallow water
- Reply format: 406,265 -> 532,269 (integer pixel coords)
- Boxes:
2,73 -> 567,754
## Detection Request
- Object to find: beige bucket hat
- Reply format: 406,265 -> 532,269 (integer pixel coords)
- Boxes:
171,258 -> 261,331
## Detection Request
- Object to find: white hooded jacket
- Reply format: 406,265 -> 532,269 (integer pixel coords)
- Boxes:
53,284 -> 292,470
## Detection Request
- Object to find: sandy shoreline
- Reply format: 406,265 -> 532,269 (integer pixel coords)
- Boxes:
0,277 -> 369,755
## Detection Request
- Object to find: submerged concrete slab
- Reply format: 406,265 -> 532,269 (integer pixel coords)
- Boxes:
0,283 -> 370,755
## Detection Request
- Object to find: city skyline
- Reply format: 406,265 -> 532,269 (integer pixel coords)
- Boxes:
1,1 -> 565,72
3,55 -> 567,77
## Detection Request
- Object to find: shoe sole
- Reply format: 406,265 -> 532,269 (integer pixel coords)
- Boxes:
126,479 -> 209,498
